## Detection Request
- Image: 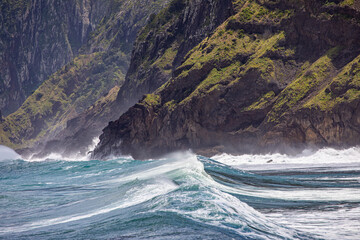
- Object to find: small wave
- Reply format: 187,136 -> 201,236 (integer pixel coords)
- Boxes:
0,145 -> 21,161
25,137 -> 102,162
201,157 -> 360,202
1,149 -> 359,239
27,152 -> 90,162
0,179 -> 178,234
212,146 -> 360,170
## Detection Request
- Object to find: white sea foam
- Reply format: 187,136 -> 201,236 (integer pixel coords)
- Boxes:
146,154 -> 299,239
218,182 -> 360,201
104,151 -> 203,184
157,187 -> 298,239
27,152 -> 88,162
0,178 -> 178,233
212,146 -> 360,170
0,145 -> 21,161
1,148 -> 359,239
210,147 -> 360,240
265,206 -> 360,240
27,137 -> 101,162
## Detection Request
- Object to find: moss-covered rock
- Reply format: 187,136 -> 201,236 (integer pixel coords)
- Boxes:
0,0 -> 170,155
0,0 -> 112,115
93,0 -> 360,159
115,0 -> 234,113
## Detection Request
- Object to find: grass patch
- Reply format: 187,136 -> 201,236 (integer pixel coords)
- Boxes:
267,47 -> 340,122
304,54 -> 360,110
142,94 -> 161,107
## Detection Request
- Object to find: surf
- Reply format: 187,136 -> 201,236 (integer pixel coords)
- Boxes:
0,147 -> 359,239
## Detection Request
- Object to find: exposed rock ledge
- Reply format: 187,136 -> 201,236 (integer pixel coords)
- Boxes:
92,0 -> 360,159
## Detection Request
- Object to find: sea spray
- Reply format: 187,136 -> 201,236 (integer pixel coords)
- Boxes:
0,145 -> 21,161
28,137 -> 101,162
0,147 -> 359,239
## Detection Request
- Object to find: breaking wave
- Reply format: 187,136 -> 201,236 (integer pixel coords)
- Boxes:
1,147 -> 359,239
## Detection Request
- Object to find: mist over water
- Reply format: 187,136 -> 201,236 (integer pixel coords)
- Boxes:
0,147 -> 359,239
0,145 -> 21,161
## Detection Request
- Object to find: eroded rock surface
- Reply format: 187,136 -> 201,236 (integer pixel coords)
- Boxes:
93,0 -> 360,159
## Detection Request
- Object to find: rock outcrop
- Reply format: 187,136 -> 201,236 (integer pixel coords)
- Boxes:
93,0 -> 360,159
0,0 -> 169,155
0,0 -> 109,115
115,0 -> 234,113
44,0 -> 234,158
28,86 -> 121,158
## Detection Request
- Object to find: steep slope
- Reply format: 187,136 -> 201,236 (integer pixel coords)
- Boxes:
29,85 -> 121,158
0,0 -> 109,115
115,0 -> 234,113
93,0 -> 360,159
27,0 -> 234,158
0,0 -> 169,155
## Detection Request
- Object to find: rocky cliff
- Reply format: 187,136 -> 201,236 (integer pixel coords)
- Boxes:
0,0 -> 169,156
115,0 -> 234,113
0,0 -> 109,115
93,0 -> 360,159
31,0 -> 234,158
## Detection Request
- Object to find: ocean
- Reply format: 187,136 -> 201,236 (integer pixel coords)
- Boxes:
0,145 -> 359,239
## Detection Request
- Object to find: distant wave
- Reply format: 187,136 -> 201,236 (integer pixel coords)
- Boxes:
26,137 -> 101,162
1,148 -> 359,239
0,145 -> 21,161
212,146 -> 360,170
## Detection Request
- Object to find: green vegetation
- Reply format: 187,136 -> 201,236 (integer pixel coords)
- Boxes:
0,52 -> 125,148
138,0 -> 186,41
340,0 -> 355,6
82,85 -> 121,119
267,47 -> 340,122
153,2 -> 292,111
152,45 -> 179,73
139,0 -> 360,130
180,63 -> 239,105
246,91 -> 276,111
227,0 -> 293,26
142,94 -> 161,107
4,0 -> 360,152
84,0 -> 168,54
0,0 -> 169,149
164,100 -> 177,112
304,54 -> 360,110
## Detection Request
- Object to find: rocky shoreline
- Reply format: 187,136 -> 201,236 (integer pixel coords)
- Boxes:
92,0 -> 360,160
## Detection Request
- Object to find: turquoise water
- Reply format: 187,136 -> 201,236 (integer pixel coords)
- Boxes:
1,147 -> 360,239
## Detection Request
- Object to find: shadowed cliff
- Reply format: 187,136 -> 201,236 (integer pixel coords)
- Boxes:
0,0 -> 170,157
93,0 -> 360,159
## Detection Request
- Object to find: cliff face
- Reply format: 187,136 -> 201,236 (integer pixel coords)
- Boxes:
115,0 -> 234,113
33,0 -> 233,158
262,54 -> 360,150
29,85 -> 121,158
0,0 -> 169,156
0,0 -> 109,115
93,0 -> 360,159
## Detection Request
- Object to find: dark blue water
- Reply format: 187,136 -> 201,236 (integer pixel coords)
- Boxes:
1,147 -> 359,239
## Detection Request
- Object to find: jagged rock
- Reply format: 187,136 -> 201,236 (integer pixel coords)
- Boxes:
115,0 -> 234,114
0,0 -> 170,155
93,0 -> 360,159
0,0 -> 110,115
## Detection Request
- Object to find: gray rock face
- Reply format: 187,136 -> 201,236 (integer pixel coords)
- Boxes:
11,0 -> 170,158
92,0 -> 234,159
92,0 -> 360,160
0,0 -> 109,115
37,0 -> 232,159
115,0 -> 234,114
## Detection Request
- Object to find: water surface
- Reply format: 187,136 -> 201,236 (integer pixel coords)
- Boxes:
1,147 -> 359,239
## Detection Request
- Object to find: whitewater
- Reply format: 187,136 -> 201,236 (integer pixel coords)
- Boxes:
0,145 -> 359,239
